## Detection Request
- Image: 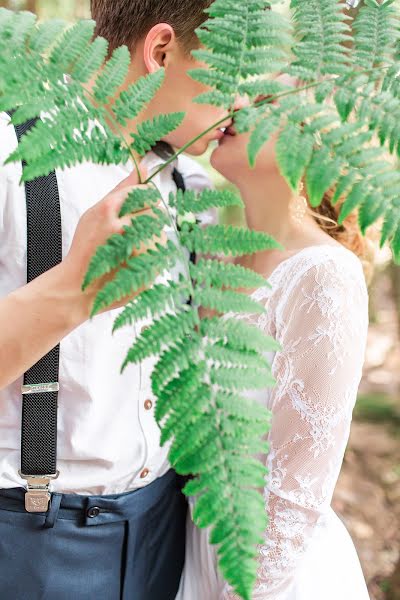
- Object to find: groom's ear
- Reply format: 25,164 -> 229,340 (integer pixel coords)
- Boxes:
143,24 -> 177,73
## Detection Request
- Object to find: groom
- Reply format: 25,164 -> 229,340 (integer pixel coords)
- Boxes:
0,1 -> 231,598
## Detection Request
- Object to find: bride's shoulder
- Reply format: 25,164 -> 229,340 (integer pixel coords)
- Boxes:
273,244 -> 369,316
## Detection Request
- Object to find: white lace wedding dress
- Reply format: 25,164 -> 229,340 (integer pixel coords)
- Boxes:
176,244 -> 371,600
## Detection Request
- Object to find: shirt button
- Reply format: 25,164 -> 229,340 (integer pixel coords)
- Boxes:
144,399 -> 153,410
140,468 -> 149,479
87,506 -> 100,518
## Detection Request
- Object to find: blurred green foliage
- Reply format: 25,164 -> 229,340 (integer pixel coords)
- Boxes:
0,0 -> 90,19
355,393 -> 400,432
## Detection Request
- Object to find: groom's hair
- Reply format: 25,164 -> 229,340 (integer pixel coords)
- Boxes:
91,0 -> 213,55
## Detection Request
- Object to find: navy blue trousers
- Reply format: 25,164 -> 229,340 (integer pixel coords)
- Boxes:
0,469 -> 187,600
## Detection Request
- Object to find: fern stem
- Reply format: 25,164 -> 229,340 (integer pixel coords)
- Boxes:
145,63 -> 392,185
83,86 -> 143,184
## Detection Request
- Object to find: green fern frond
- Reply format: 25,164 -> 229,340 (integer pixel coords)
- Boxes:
91,241 -> 180,316
122,308 -> 200,369
190,258 -> 268,290
211,366 -> 275,390
172,188 -> 244,216
306,146 -> 342,207
92,45 -> 130,103
155,362 -> 207,423
290,0 -> 351,80
112,69 -> 165,126
118,187 -> 161,217
276,122 -> 314,190
82,211 -> 170,290
201,317 -> 281,354
112,279 -> 191,333
353,0 -> 400,70
248,111 -> 281,168
190,0 -> 291,107
195,287 -> 266,315
207,342 -> 271,371
49,19 -> 96,73
71,36 -> 109,84
151,336 -> 202,397
130,112 -> 185,156
28,17 -> 66,53
181,223 -> 282,256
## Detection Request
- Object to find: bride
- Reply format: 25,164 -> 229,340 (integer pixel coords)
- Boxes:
177,109 -> 372,599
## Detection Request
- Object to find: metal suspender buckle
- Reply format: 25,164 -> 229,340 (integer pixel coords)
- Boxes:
18,471 -> 60,513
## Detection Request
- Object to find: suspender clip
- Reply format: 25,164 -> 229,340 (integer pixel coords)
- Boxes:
18,470 -> 60,513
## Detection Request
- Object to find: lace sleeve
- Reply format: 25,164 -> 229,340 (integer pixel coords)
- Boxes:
221,254 -> 369,600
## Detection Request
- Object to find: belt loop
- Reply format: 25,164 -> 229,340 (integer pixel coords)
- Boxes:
43,493 -> 62,529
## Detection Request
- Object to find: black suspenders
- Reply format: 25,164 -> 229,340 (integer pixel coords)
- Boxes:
6,112 -> 62,513
6,117 -> 190,511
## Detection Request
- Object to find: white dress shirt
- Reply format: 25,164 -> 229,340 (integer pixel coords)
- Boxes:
0,111 -> 212,495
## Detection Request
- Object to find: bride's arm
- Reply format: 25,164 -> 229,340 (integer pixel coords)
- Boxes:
221,255 -> 369,599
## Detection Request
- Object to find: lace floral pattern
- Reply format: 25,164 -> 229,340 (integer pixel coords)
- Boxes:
221,246 -> 369,600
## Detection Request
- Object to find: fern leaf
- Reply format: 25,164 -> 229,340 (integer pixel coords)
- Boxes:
290,0 -> 351,80
112,279 -> 191,333
338,180 -> 368,224
49,19 -> 95,73
211,366 -> 275,390
276,123 -> 314,190
118,187 -> 161,217
122,308 -> 200,369
29,17 -> 65,53
151,336 -> 202,397
353,0 -> 400,70
190,0 -> 291,107
91,241 -> 179,316
195,287 -> 266,315
248,112 -> 281,168
201,317 -> 281,354
305,146 -> 342,207
173,188 -> 243,216
112,69 -> 165,126
207,343 -> 271,371
130,113 -> 185,156
71,36 -> 109,84
190,258 -> 268,290
93,45 -> 131,103
83,211 -> 169,290
181,224 -> 282,256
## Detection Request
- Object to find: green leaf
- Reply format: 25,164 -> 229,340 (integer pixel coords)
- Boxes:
112,69 -> 165,126
71,36 -> 109,84
190,259 -> 268,290
130,113 -> 185,156
306,146 -> 342,207
174,188 -> 243,216
93,45 -> 131,103
49,19 -> 95,73
122,308 -> 200,368
276,123 -> 314,190
338,180 -> 368,224
181,224 -> 282,257
195,287 -> 266,315
248,113 -> 281,168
